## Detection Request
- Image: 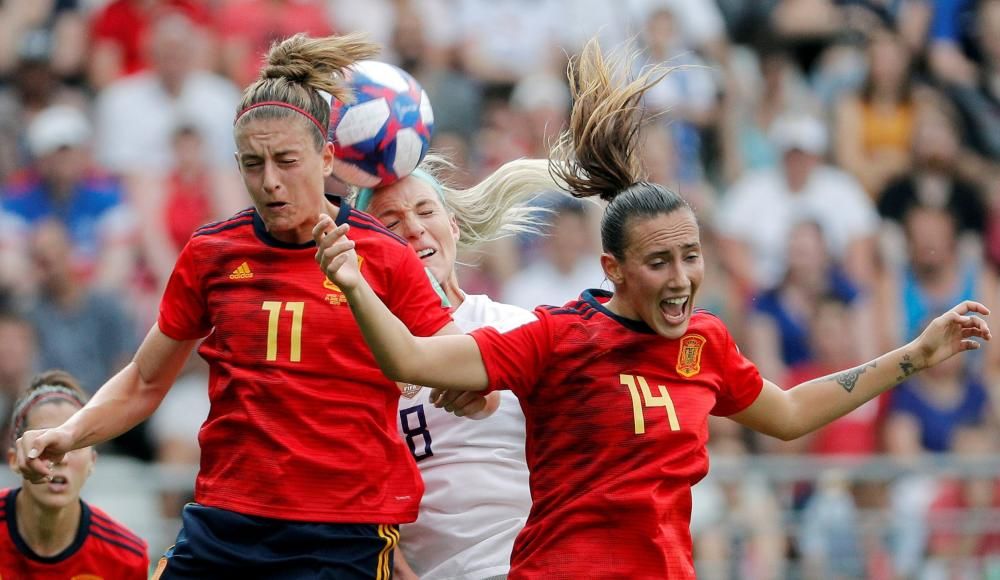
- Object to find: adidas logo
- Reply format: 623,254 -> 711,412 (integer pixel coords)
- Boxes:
229,262 -> 254,280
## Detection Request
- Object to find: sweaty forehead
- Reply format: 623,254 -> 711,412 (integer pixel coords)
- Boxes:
625,210 -> 700,255
236,117 -> 312,151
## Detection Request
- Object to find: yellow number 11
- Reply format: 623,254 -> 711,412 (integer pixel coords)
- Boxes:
620,374 -> 680,434
262,301 -> 304,362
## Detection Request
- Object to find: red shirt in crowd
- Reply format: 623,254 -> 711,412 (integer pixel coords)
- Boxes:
157,199 -> 451,523
471,291 -> 764,579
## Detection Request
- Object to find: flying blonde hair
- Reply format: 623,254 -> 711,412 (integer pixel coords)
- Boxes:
354,152 -> 568,251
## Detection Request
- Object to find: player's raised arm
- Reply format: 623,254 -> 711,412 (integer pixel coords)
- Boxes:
731,300 -> 991,440
15,325 -> 197,482
314,217 -> 489,391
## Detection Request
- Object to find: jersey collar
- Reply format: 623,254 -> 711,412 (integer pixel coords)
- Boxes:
252,194 -> 352,249
5,487 -> 91,563
581,289 -> 656,334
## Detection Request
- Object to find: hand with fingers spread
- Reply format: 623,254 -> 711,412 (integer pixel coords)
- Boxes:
911,300 -> 992,371
312,217 -> 360,292
15,427 -> 76,484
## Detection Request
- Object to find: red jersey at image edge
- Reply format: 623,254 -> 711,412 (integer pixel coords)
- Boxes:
0,488 -> 149,580
157,199 -> 452,523
470,290 -> 764,580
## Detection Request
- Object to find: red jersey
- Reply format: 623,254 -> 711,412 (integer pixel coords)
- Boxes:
470,290 -> 764,579
157,199 -> 451,523
0,488 -> 148,580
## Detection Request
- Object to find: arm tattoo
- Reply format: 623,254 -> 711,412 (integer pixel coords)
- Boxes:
896,353 -> 916,382
833,361 -> 877,393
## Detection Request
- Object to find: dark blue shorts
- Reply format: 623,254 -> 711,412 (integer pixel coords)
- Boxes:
152,503 -> 399,579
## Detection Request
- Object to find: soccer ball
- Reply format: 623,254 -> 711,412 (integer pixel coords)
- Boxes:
328,60 -> 434,188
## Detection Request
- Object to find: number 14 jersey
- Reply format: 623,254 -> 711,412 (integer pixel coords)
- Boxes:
470,290 -> 764,579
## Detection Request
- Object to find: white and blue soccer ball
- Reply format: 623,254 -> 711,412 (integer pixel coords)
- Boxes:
328,60 -> 434,188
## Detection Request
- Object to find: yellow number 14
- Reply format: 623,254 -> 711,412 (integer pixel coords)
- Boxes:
620,374 -> 680,434
262,301 -> 304,362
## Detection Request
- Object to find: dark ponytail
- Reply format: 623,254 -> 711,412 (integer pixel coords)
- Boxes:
548,38 -> 691,260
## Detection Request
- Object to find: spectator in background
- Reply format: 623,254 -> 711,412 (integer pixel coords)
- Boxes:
1,106 -> 136,294
88,0 -> 212,90
884,353 -> 991,456
942,0 -> 1000,163
0,32 -> 88,184
924,426 -> 1000,578
720,43 -> 817,184
0,0 -> 87,82
878,204 -> 997,351
639,4 -> 720,188
834,26 -> 917,198
24,221 -> 144,459
457,0 -> 562,86
0,312 -> 36,440
132,123 -> 243,296
746,220 -> 874,386
94,12 -> 240,174
877,102 -> 986,240
501,197 -> 604,310
24,221 -> 136,399
215,0 -> 332,87
716,112 -> 879,295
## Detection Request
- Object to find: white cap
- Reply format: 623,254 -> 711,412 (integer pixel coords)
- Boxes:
26,105 -> 92,157
769,112 -> 828,155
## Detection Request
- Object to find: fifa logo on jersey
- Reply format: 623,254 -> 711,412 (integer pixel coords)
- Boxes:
400,383 -> 422,398
676,334 -> 707,378
229,261 -> 254,280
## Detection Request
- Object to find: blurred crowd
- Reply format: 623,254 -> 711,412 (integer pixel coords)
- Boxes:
1,0 -> 999,577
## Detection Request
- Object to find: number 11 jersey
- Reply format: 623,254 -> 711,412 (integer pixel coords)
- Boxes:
470,290 -> 764,579
157,199 -> 452,524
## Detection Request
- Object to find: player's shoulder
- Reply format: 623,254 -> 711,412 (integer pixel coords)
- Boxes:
191,207 -> 256,242
0,487 -> 12,523
689,308 -> 734,340
86,503 -> 148,563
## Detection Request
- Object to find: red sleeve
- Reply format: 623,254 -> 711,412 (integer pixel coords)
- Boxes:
470,309 -> 549,399
711,328 -> 763,417
383,244 -> 452,337
157,238 -> 211,340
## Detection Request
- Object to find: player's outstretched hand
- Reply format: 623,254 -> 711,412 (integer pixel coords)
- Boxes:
913,300 -> 991,370
313,216 -> 360,291
15,428 -> 76,484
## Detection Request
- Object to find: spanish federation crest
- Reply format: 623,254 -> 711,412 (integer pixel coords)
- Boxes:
676,334 -> 707,378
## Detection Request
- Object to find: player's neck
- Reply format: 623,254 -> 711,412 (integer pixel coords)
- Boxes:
603,294 -> 638,321
443,275 -> 463,309
15,490 -> 81,557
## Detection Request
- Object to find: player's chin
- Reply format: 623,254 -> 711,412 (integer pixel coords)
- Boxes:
652,311 -> 690,339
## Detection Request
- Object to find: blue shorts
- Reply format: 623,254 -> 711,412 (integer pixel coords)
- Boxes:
153,503 -> 399,579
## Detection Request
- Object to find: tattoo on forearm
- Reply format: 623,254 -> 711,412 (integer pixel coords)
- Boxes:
833,361 -> 877,393
896,353 -> 916,382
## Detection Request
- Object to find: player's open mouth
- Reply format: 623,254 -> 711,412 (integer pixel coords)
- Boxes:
660,296 -> 689,324
267,202 -> 288,209
416,248 -> 436,260
47,475 -> 68,492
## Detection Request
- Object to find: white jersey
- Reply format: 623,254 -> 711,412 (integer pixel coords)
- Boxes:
398,294 -> 535,580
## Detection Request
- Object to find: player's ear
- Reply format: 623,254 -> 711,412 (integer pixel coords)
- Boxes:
601,252 -> 623,287
6,447 -> 15,472
321,141 -> 335,177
